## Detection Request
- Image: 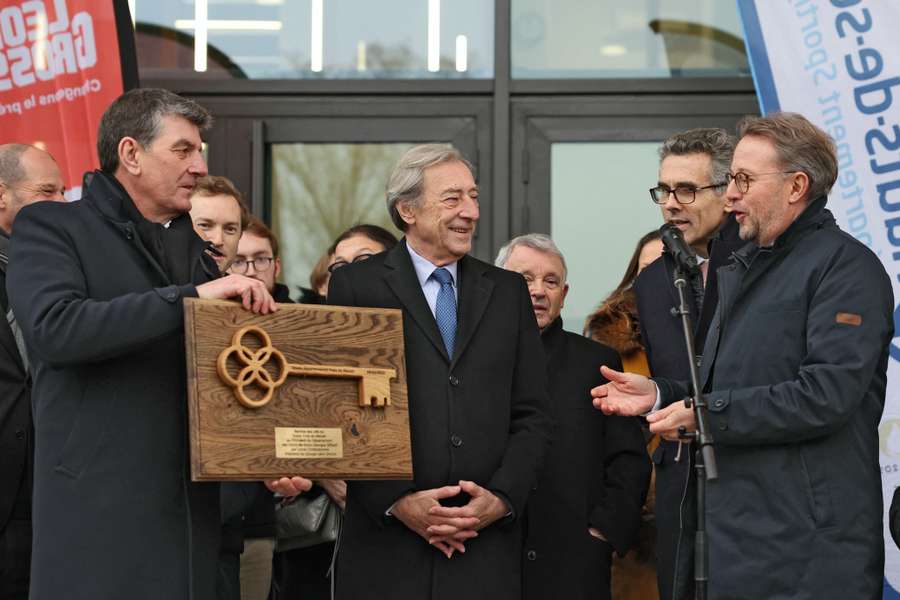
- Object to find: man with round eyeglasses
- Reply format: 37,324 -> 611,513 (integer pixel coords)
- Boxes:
595,112 -> 892,599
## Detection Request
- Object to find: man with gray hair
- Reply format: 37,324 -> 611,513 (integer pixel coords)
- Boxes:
635,127 -> 741,600
0,143 -> 64,599
496,233 -> 649,600
595,113 -> 892,599
8,88 -> 308,600
328,143 -> 551,600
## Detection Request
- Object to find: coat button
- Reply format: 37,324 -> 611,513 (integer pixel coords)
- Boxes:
450,435 -> 463,447
714,399 -> 724,408
15,429 -> 25,439
526,550 -> 537,561
449,375 -> 459,386
719,422 -> 728,431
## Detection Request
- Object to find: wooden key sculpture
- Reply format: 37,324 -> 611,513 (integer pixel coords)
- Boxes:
217,325 -> 397,410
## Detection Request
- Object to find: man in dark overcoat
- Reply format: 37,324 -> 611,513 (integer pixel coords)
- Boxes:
328,144 -> 551,600
0,143 -> 65,599
634,127 -> 739,600
594,112 -> 893,600
496,233 -> 649,600
7,88 -> 292,600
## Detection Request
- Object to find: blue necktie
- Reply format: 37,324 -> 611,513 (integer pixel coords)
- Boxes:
431,267 -> 457,358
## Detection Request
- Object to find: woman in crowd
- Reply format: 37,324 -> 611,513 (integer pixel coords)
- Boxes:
327,224 -> 399,273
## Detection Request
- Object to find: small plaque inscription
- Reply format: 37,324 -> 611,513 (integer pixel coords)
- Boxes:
275,427 -> 343,459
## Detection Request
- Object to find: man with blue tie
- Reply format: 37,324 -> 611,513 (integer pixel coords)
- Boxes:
328,144 -> 551,600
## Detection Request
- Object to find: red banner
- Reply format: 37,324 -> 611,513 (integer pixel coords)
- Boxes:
0,0 -> 132,199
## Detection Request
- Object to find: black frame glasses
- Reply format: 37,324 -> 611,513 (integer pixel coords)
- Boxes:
649,182 -> 726,205
327,252 -> 376,273
229,256 -> 275,274
725,171 -> 795,194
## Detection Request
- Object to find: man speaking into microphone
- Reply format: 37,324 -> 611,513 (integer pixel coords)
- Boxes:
593,113 -> 893,600
634,127 -> 741,600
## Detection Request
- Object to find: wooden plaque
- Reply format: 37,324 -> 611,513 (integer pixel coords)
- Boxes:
184,298 -> 412,481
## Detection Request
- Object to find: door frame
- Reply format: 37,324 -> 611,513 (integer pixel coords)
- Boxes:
195,95 -> 495,258
509,93 -> 760,236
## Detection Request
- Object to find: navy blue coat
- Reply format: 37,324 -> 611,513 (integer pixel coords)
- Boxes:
656,198 -> 892,599
8,172 -> 222,600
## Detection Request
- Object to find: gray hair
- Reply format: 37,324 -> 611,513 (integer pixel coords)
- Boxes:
0,144 -> 32,187
385,143 -> 474,231
97,88 -> 212,174
737,112 -> 838,201
659,128 -> 736,189
495,233 -> 568,281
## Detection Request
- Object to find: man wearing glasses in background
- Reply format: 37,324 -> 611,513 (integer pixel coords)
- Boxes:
595,113 -> 892,599
231,217 -> 291,303
633,127 -> 741,600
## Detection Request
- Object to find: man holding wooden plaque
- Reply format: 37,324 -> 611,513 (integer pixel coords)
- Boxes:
7,89 -> 308,600
327,144 -> 552,600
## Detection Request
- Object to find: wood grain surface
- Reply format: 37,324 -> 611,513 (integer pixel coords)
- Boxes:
184,298 -> 412,481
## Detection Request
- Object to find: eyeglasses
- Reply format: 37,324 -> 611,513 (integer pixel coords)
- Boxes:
725,171 -> 795,194
649,182 -> 726,205
327,252 -> 375,273
229,256 -> 274,274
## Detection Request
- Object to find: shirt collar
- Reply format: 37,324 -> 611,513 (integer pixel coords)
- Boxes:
406,241 -> 459,287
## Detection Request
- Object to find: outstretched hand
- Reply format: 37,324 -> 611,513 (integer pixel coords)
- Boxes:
591,365 -> 657,416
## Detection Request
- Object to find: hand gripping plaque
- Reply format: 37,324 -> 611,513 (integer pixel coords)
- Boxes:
217,325 -> 397,409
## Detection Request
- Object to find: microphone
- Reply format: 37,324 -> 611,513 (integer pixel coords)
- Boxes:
659,223 -> 699,273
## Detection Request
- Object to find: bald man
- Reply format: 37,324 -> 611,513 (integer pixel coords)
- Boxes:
0,143 -> 64,599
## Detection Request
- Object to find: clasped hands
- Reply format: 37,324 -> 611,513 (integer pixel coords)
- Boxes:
591,365 -> 697,441
391,480 -> 508,559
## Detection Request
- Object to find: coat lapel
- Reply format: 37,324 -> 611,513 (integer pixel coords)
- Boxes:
0,311 -> 24,373
451,254 -> 493,367
383,241 -> 451,362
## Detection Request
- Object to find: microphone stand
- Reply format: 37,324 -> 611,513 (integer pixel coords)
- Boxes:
669,262 -> 718,600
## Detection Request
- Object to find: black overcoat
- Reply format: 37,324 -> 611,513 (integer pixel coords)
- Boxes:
522,317 -> 649,600
0,232 -> 31,537
656,199 -> 892,599
7,172 -> 221,600
633,215 -> 742,600
327,240 -> 552,600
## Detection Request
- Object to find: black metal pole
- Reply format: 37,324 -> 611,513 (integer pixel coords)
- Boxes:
669,263 -> 717,600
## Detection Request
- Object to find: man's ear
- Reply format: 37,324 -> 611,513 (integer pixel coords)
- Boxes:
274,257 -> 282,280
787,171 -> 811,205
560,282 -> 570,308
396,200 -> 417,227
0,183 -> 9,210
118,137 -> 142,176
